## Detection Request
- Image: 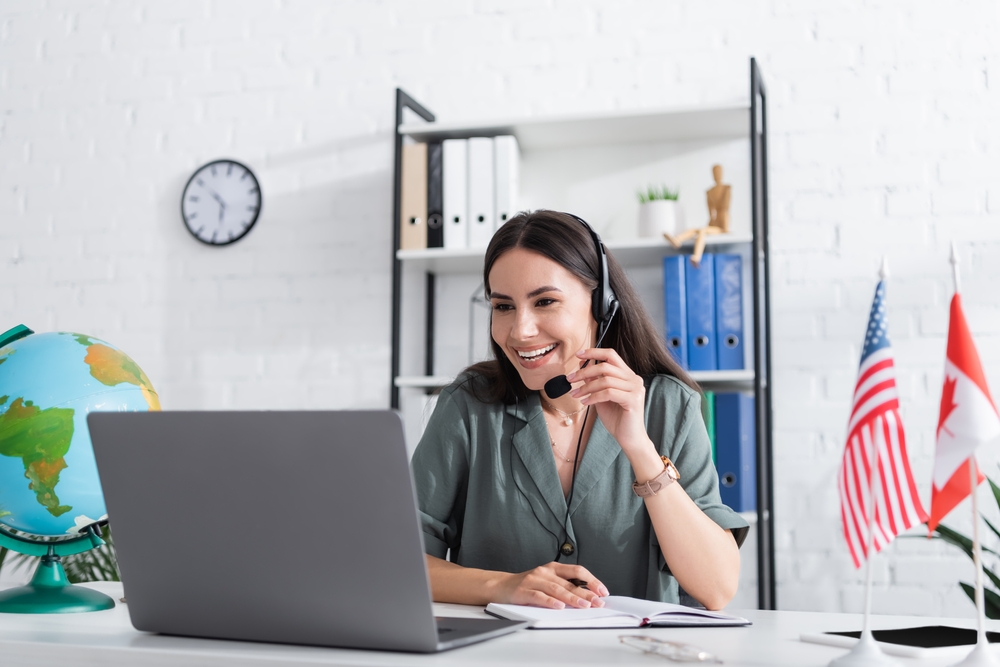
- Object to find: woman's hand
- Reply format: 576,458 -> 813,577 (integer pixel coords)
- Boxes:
494,562 -> 610,609
567,348 -> 649,453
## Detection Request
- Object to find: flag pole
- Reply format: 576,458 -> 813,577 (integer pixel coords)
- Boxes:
970,456 -> 988,646
950,242 -> 996,667
862,433 -> 882,635
829,257 -> 901,667
829,431 -> 899,666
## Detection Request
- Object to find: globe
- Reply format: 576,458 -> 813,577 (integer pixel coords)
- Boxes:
0,325 -> 160,539
0,324 -> 160,613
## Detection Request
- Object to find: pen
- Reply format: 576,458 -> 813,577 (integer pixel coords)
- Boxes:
568,578 -> 589,590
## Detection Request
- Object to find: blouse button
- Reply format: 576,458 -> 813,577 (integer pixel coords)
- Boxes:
560,542 -> 575,557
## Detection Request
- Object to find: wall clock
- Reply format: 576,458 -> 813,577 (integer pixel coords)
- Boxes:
181,159 -> 262,246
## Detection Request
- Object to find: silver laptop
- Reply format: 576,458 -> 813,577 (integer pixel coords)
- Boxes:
87,410 -> 528,653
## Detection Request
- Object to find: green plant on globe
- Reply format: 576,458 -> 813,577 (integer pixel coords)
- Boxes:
0,324 -> 160,613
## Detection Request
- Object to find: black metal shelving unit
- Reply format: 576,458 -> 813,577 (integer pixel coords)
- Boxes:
389,58 -> 775,609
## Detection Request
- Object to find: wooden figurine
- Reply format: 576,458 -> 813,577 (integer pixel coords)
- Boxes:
663,164 -> 731,266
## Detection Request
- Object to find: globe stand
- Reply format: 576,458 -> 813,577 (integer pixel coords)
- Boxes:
0,524 -> 115,613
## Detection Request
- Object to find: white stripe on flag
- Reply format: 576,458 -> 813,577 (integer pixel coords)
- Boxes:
875,413 -> 903,537
841,444 -> 865,564
857,347 -> 894,378
869,416 -> 890,552
853,365 -> 896,404
847,385 -> 899,436
852,427 -> 873,551
885,410 -> 921,529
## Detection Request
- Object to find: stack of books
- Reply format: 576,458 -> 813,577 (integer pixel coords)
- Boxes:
399,135 -> 519,250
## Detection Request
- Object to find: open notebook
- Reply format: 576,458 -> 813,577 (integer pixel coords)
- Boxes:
486,596 -> 751,629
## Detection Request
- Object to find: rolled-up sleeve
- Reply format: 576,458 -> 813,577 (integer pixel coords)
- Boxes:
410,385 -> 471,559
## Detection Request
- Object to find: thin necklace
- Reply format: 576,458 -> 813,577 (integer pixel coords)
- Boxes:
550,437 -> 574,463
542,396 -> 586,427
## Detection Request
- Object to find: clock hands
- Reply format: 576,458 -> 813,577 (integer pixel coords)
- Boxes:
205,188 -> 227,223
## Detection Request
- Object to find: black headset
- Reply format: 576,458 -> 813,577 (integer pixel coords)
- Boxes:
567,213 -> 619,341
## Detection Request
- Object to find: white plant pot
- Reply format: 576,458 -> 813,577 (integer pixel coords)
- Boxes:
638,200 -> 679,238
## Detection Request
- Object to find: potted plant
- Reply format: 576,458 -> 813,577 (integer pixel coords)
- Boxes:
637,185 -> 680,238
927,470 -> 1000,617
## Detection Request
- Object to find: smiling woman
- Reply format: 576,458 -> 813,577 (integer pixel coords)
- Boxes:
410,210 -> 749,611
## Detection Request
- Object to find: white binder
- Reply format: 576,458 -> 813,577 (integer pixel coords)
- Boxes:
494,135 -> 519,229
467,137 -> 495,248
442,139 -> 468,250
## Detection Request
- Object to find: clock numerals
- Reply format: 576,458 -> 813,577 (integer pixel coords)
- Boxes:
182,159 -> 261,246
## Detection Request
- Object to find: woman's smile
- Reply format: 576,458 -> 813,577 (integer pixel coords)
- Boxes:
513,342 -> 559,369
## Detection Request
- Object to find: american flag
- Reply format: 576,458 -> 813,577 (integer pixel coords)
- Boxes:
839,281 -> 928,568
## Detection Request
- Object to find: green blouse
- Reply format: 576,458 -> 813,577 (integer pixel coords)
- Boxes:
410,372 -> 750,603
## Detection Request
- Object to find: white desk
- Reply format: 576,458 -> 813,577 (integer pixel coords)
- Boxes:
0,582 -> 995,666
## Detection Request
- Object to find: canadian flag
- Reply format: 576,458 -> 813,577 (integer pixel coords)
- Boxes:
928,294 -> 1000,532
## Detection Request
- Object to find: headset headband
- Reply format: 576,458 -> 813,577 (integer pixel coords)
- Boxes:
565,213 -> 619,329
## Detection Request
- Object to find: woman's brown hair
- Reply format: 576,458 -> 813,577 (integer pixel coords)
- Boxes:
462,209 -> 698,404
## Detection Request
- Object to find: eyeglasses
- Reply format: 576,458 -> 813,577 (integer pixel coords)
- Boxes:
619,635 -> 723,663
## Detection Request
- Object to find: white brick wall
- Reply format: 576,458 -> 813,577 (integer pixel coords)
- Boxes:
4,0 -> 1000,615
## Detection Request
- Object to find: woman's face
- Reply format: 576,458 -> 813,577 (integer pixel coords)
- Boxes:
488,247 -> 597,394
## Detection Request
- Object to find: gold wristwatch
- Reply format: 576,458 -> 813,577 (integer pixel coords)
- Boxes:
632,456 -> 680,497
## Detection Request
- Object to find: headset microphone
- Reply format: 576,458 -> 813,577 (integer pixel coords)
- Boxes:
543,300 -> 619,399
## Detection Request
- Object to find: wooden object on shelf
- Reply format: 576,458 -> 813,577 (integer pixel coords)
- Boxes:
399,142 -> 428,250
663,164 -> 732,267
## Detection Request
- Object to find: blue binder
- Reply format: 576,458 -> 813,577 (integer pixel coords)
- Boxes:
714,254 -> 744,370
685,254 -> 717,371
662,256 -> 687,368
714,393 -> 756,512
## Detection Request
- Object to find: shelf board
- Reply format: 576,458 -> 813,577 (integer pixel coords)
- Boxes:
688,369 -> 755,385
397,234 -> 752,274
394,376 -> 455,389
398,103 -> 750,150
396,369 -> 753,392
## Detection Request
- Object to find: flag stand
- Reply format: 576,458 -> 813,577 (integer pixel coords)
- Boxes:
949,457 -> 997,667
829,432 -> 900,667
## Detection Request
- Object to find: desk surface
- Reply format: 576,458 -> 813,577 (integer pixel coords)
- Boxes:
0,582 -> 996,667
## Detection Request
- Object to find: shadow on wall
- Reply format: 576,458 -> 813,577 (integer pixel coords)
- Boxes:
158,164 -> 393,410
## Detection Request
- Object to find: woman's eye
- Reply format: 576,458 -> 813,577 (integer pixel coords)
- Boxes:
492,303 -> 513,312
535,298 -> 555,307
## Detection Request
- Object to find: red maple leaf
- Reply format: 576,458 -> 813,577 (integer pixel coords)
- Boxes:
938,375 -> 959,438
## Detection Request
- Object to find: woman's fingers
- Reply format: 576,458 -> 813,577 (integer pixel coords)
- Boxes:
568,350 -> 628,381
515,578 -> 591,609
551,564 -> 610,598
571,376 -> 641,407
576,347 -> 624,365
508,564 -> 609,608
